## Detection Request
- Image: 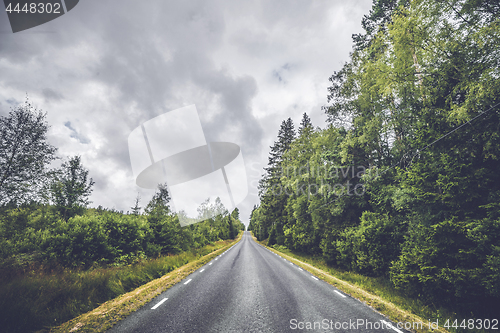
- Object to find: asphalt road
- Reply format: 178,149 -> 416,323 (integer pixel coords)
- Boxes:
107,231 -> 408,333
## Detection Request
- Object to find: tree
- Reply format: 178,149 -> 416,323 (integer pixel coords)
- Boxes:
131,193 -> 142,215
247,204 -> 259,233
50,155 -> 94,220
259,118 -> 296,195
230,207 -> 240,221
0,98 -> 57,205
229,207 -> 241,239
298,112 -> 313,137
144,183 -> 185,255
145,183 -> 171,215
352,0 -> 404,51
261,118 -> 296,188
258,118 -> 296,244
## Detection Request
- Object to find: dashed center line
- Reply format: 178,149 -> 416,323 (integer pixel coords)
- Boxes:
200,269 -> 205,273
184,279 -> 192,285
298,268 -> 303,271
334,290 -> 346,298
311,276 -> 319,281
151,298 -> 168,310
209,262 -> 213,265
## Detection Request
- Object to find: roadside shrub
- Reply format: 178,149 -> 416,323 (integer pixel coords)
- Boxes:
101,212 -> 148,262
336,212 -> 404,276
41,215 -> 109,267
390,217 -> 500,313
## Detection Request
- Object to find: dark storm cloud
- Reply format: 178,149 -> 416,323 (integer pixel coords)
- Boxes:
76,1 -> 225,116
194,68 -> 263,155
0,0 -> 374,219
75,0 -> 267,214
62,0 -> 263,160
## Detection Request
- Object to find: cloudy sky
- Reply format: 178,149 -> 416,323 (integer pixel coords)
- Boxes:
0,0 -> 372,224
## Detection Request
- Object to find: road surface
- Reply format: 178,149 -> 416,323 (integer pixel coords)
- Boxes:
107,231 -> 407,333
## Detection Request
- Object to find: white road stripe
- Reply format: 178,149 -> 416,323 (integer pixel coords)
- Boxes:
184,279 -> 192,285
209,262 -> 213,265
298,268 -> 303,271
200,269 -> 205,272
381,320 -> 404,333
151,298 -> 168,310
311,276 -> 319,281
334,290 -> 346,298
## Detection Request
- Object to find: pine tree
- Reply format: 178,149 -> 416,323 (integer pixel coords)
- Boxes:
145,183 -> 171,216
258,118 -> 296,244
131,193 -> 141,215
260,118 -> 296,192
298,112 -> 313,137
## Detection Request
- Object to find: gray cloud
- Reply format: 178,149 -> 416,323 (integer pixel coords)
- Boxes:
42,88 -> 64,102
0,0 -> 373,223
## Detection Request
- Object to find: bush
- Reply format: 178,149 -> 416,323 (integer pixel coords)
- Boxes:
101,212 -> 148,262
335,212 -> 404,276
41,215 -> 109,267
390,217 -> 500,313
145,214 -> 184,256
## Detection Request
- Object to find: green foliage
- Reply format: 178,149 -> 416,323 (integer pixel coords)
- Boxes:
49,156 -> 95,220
256,117 -> 296,245
41,215 -> 109,267
144,183 -> 171,216
267,225 -> 277,246
283,196 -> 315,253
130,193 -> 142,215
101,212 -> 148,262
252,0 -> 500,320
336,212 -> 404,276
390,217 -> 500,313
0,187 -> 245,270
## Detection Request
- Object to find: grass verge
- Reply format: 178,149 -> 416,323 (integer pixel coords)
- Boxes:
251,234 -> 450,333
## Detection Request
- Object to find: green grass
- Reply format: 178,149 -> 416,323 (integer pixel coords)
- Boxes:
0,239 -> 238,333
